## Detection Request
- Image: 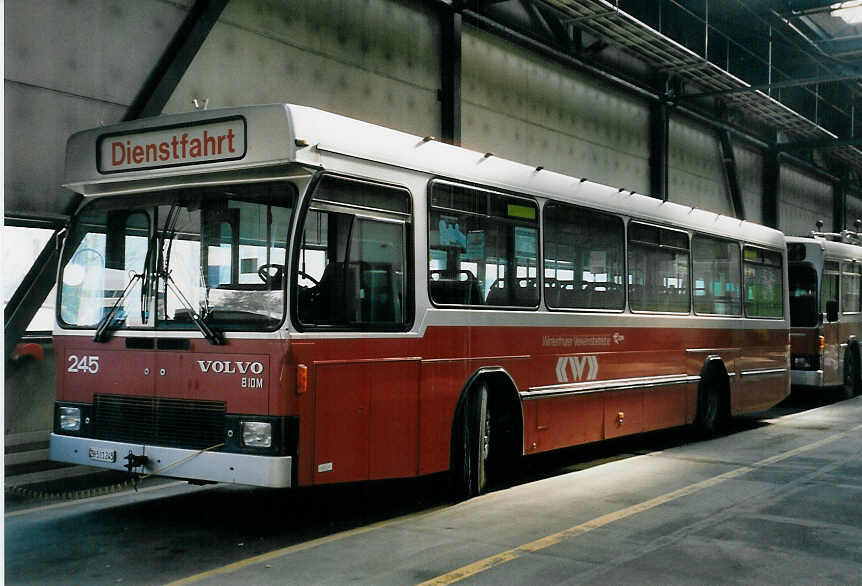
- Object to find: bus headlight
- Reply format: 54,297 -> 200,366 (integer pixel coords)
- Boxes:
241,421 -> 272,447
60,406 -> 82,431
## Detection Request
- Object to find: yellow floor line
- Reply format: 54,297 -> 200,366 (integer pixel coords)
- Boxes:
419,428 -> 860,585
166,423 -> 862,586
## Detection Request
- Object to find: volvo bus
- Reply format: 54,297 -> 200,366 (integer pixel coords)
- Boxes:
787,228 -> 862,399
49,104 -> 790,498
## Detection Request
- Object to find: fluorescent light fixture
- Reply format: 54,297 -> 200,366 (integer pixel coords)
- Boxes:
831,1 -> 862,24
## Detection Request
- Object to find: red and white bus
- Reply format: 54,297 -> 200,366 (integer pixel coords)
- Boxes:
50,104 -> 789,498
787,231 -> 862,398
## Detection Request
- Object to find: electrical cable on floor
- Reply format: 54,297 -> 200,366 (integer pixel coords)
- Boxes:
5,442 -> 225,502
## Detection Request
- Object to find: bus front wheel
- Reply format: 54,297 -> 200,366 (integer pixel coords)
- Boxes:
453,383 -> 491,501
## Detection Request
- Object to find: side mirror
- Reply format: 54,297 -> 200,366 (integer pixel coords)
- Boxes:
826,299 -> 839,323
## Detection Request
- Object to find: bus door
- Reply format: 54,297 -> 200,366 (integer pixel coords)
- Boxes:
788,260 -> 821,377
839,261 -> 862,364
292,175 -> 416,485
821,261 -> 841,384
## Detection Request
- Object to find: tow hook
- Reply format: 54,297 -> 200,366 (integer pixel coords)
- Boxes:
124,452 -> 149,474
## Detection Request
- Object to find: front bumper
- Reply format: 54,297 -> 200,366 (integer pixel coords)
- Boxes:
790,369 -> 824,387
49,433 -> 292,488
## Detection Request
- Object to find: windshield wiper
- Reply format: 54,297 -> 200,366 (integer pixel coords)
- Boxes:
161,269 -> 224,345
155,203 -> 223,345
93,272 -> 143,343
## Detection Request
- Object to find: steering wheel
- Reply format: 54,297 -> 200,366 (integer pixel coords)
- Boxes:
297,270 -> 319,287
257,263 -> 284,287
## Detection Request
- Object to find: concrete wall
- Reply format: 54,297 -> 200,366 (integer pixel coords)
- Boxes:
735,144 -> 764,225
5,344 -> 56,443
5,0 -> 799,222
780,163 -> 834,237
4,0 -> 191,219
668,115 -> 730,214
460,26 -> 651,194
164,0 -> 440,137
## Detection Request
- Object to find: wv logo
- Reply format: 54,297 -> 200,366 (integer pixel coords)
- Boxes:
555,355 -> 599,383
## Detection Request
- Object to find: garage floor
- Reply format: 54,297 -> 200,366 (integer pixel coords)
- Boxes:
7,392 -> 862,585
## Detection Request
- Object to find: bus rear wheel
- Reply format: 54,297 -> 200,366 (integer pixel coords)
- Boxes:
693,378 -> 725,438
840,348 -> 859,399
453,383 -> 491,501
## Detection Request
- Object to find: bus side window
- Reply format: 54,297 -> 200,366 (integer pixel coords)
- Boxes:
295,176 -> 411,330
427,180 -> 538,308
821,261 -> 840,321
692,235 -> 741,316
628,223 -> 690,313
743,246 -> 783,318
841,262 -> 861,314
350,218 -> 405,324
543,202 -> 624,311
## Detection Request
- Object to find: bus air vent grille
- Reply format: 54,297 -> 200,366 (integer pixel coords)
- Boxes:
92,395 -> 226,450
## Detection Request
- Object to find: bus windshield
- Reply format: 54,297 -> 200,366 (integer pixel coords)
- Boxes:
789,263 -> 819,327
59,181 -> 296,335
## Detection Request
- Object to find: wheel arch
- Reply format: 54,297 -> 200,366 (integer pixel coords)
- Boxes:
698,355 -> 731,417
841,337 -> 861,396
846,336 -> 860,363
449,367 -> 525,467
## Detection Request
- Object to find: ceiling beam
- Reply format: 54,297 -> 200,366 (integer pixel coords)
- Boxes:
440,6 -> 462,145
680,72 -> 862,100
124,0 -> 229,120
812,35 -> 862,58
777,136 -> 862,152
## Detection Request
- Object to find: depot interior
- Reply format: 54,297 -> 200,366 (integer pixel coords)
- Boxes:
4,0 -> 862,462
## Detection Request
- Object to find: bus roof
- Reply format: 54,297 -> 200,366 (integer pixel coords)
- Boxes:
65,103 -> 784,249
786,235 -> 862,260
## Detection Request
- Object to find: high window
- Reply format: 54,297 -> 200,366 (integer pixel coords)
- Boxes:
628,223 -> 690,313
743,246 -> 784,318
692,235 -> 741,315
841,262 -> 862,314
543,203 -> 625,310
428,180 -> 538,307
821,261 -> 840,321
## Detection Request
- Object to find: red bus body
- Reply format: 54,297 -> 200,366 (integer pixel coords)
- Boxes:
50,105 -> 790,492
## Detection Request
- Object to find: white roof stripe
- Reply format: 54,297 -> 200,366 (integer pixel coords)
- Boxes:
64,103 -> 784,249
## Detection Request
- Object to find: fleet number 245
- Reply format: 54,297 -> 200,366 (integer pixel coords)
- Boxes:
67,355 -> 100,374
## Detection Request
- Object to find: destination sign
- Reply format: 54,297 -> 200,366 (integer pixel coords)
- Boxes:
98,117 -> 246,173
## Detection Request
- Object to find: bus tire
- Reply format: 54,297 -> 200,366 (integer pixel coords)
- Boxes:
453,382 -> 491,501
840,347 -> 859,399
693,373 -> 726,438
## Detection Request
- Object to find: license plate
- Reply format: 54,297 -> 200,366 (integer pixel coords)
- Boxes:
88,446 -> 117,463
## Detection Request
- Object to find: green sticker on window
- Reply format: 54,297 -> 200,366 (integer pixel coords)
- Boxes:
507,204 -> 536,220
